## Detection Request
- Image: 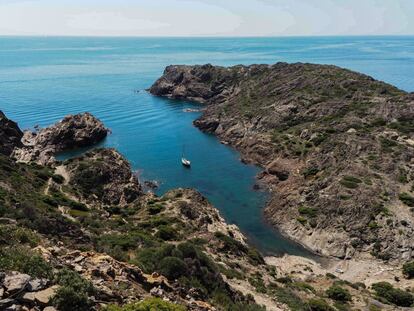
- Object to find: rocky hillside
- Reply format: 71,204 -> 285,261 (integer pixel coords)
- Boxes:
0,111 -> 23,156
150,63 -> 414,263
2,111 -> 413,310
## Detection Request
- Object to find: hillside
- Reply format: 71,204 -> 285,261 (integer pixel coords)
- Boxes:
150,62 -> 414,263
2,110 -> 414,310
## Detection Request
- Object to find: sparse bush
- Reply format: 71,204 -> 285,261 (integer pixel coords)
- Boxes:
371,282 -> 414,307
308,298 -> 334,311
303,167 -> 320,178
159,256 -> 187,280
0,246 -> 52,278
403,261 -> 414,279
104,298 -> 186,311
340,176 -> 362,189
399,193 -> 414,207
326,285 -> 352,302
52,268 -> 95,311
156,225 -> 178,241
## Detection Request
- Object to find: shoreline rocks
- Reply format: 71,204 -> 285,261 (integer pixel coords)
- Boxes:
13,112 -> 109,164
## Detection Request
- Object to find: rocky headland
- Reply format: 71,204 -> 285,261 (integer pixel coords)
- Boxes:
12,112 -> 109,165
150,63 -> 414,264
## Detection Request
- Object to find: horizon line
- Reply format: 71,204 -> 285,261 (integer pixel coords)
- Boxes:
1,34 -> 414,38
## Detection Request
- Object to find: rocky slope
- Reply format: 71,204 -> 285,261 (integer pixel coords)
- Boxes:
2,111 -> 414,311
0,111 -> 23,156
150,63 -> 414,263
12,112 -> 109,164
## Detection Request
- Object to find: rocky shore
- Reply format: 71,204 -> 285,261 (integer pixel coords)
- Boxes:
12,112 -> 109,165
150,63 -> 414,264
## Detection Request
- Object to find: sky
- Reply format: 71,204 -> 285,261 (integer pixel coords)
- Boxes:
0,0 -> 413,36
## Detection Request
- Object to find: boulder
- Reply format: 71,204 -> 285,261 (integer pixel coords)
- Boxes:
3,273 -> 31,293
23,286 -> 59,306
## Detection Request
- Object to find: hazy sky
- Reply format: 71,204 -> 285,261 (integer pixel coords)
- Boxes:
0,0 -> 413,36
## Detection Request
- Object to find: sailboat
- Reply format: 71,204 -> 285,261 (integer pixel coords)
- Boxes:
181,145 -> 191,167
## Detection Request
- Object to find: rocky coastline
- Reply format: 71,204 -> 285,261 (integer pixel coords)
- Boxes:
150,62 -> 414,264
1,97 -> 414,310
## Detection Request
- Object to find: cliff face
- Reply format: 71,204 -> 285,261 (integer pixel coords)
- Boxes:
150,63 -> 414,262
0,111 -> 23,156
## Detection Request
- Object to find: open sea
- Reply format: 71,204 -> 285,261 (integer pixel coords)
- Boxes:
1,36 -> 413,256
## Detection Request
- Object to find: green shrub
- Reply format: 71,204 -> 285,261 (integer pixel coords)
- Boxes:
156,225 -> 178,241
159,257 -> 187,280
148,204 -> 164,215
307,298 -> 334,311
403,261 -> 414,279
247,247 -> 265,265
52,174 -> 65,184
214,231 -> 248,253
298,206 -> 318,218
340,176 -> 362,189
371,282 -> 414,307
303,167 -> 320,178
326,285 -> 352,302
399,193 -> 414,207
52,268 -> 95,311
0,247 -> 52,278
271,285 -> 308,311
104,298 -> 186,311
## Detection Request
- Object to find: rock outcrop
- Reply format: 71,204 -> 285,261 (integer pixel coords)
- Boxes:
64,148 -> 142,205
13,112 -> 109,164
151,63 -> 414,262
0,111 -> 23,156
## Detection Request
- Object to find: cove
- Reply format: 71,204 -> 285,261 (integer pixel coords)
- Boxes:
2,36 -> 414,257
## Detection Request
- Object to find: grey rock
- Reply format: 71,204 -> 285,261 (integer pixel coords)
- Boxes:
4,273 -> 31,293
28,278 -> 49,292
0,298 -> 15,309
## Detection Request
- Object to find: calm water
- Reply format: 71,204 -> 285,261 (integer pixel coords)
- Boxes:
1,36 -> 413,256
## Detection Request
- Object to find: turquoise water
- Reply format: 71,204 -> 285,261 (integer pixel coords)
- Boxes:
1,36 -> 413,256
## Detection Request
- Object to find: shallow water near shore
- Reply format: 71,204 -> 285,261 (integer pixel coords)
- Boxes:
1,36 -> 413,257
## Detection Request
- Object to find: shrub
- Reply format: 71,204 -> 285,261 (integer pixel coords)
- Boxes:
0,247 -> 52,278
156,225 -> 178,241
214,231 -> 247,254
371,282 -> 414,307
104,298 -> 186,311
403,261 -> 414,279
399,193 -> 414,207
298,206 -> 317,218
340,176 -> 362,189
52,268 -> 95,311
271,285 -> 308,311
159,257 -> 187,280
148,204 -> 164,215
303,167 -> 320,178
326,285 -> 352,302
52,174 -> 65,184
308,298 -> 334,311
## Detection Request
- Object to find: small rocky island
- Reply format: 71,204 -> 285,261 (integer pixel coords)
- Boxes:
1,60 -> 414,311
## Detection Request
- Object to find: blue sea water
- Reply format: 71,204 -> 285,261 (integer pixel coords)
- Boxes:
1,36 -> 413,256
